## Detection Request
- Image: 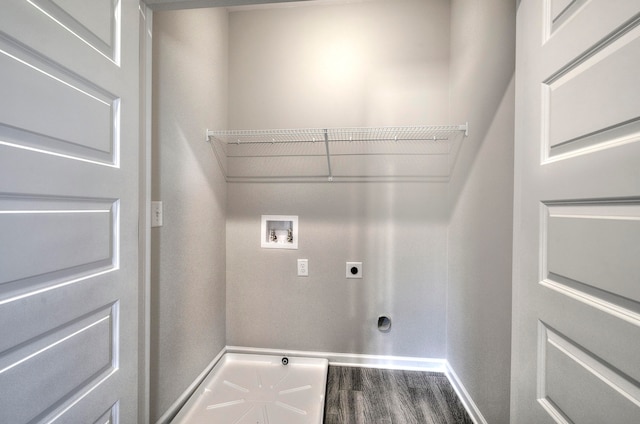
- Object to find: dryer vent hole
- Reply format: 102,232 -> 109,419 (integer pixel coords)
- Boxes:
377,316 -> 392,332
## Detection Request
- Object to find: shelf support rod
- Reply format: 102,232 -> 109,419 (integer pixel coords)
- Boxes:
460,122 -> 469,137
323,129 -> 333,182
205,129 -> 214,141
204,129 -> 229,182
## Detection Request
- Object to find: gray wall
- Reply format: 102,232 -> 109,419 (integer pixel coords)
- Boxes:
446,0 -> 516,423
150,8 -> 228,422
225,0 -> 451,358
228,0 -> 450,129
226,182 -> 448,357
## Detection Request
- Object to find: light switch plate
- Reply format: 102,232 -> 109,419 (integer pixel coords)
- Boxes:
151,201 -> 163,227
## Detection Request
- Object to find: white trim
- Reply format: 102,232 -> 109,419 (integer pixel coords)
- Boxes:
155,347 -> 227,424
138,3 -> 153,424
444,361 -> 488,424
226,345 -> 446,372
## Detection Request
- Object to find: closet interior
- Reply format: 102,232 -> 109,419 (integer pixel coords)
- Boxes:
150,1 -> 515,423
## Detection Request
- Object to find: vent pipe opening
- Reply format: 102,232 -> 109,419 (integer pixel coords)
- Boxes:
377,316 -> 392,332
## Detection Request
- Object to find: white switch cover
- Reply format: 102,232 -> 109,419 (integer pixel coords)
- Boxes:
346,262 -> 362,279
151,201 -> 163,227
297,259 -> 309,277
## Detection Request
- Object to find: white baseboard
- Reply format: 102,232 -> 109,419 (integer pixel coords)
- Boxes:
444,361 -> 488,424
155,347 -> 226,424
226,345 -> 446,372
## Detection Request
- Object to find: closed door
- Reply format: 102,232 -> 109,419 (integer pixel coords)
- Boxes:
0,0 -> 140,422
512,1 -> 640,423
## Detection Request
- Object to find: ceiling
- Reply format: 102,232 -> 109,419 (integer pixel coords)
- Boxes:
144,0 -> 316,11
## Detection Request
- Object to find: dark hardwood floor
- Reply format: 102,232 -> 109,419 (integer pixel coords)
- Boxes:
323,366 -> 474,424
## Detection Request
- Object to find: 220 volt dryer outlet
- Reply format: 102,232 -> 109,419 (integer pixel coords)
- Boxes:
346,262 -> 362,279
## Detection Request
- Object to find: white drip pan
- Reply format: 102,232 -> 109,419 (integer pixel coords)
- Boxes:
172,353 -> 329,424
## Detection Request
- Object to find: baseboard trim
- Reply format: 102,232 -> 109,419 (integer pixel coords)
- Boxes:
226,345 -> 446,372
155,347 -> 226,424
444,361 -> 488,424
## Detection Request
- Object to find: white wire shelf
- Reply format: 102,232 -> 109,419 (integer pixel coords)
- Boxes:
206,124 -> 468,182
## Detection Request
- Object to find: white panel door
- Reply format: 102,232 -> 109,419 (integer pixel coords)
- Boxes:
0,1 -> 139,422
512,1 -> 640,423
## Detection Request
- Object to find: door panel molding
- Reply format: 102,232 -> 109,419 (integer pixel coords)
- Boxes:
540,200 -> 640,328
541,13 -> 640,163
541,276 -> 640,328
0,195 -> 118,305
93,402 -> 119,424
542,201 -> 640,301
28,0 -> 121,64
538,322 -> 640,422
544,0 -> 589,42
0,32 -> 119,166
0,302 -> 119,424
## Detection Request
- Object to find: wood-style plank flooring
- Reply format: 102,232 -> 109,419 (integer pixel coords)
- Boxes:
323,366 -> 474,424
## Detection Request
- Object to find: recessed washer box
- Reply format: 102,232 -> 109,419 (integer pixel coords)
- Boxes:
261,215 -> 298,249
346,261 -> 363,278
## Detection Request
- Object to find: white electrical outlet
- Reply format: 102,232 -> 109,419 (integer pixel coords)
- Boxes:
346,262 -> 362,279
151,201 -> 163,227
297,259 -> 309,277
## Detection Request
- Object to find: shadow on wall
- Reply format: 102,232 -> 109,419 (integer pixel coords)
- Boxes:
447,0 -> 516,214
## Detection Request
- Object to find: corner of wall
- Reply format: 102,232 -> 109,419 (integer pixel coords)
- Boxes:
445,361 -> 489,424
446,0 -> 516,423
150,7 -> 229,422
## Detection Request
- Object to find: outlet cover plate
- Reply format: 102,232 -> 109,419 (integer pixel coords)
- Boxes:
297,259 -> 309,277
346,262 -> 362,279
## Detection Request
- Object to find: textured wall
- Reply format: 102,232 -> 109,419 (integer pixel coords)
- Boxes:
228,0 -> 450,129
446,0 -> 516,423
226,182 -> 448,358
150,8 -> 228,422
224,0 -> 452,359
